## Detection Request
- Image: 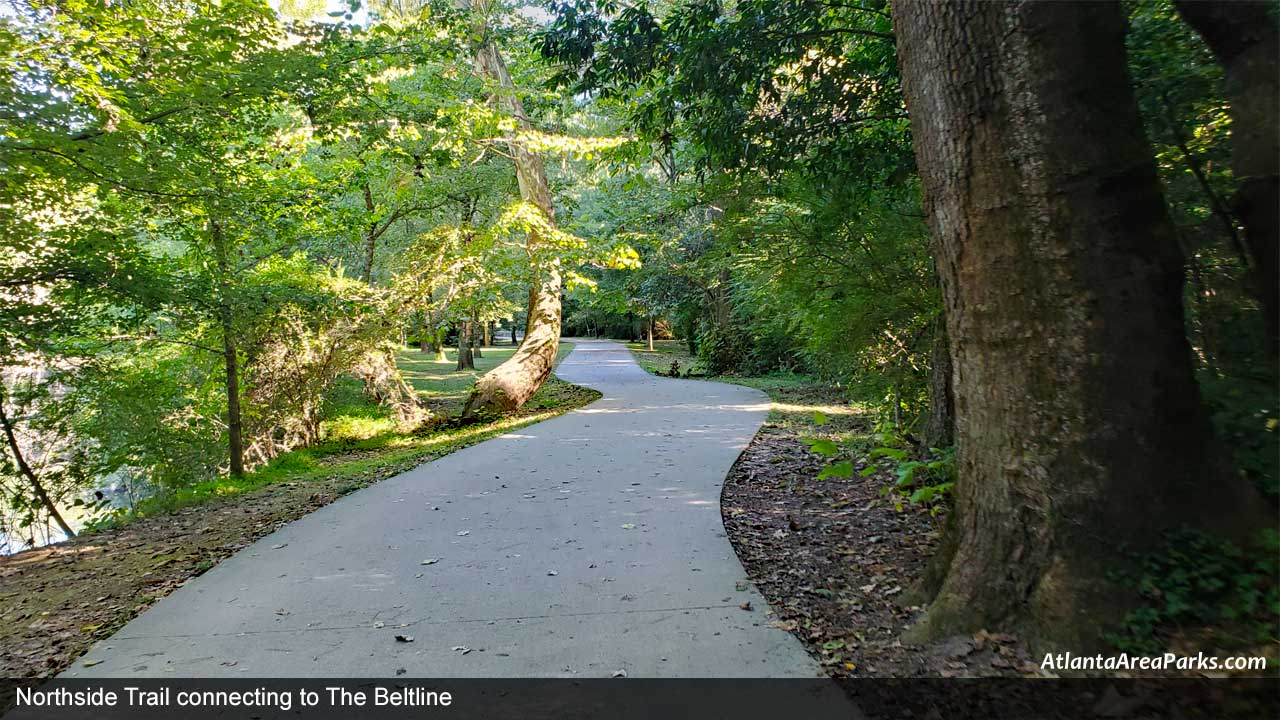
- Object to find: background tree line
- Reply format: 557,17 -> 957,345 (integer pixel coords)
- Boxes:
0,0 -> 630,546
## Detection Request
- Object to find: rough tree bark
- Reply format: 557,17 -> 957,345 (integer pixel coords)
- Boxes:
211,220 -> 245,477
923,316 -> 953,449
1174,0 -> 1278,354
460,2 -> 562,418
893,0 -> 1261,650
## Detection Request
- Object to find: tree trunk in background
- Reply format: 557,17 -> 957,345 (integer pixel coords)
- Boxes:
483,321 -> 492,347
647,315 -> 655,351
0,394 -> 75,539
471,312 -> 483,359
461,5 -> 562,419
211,220 -> 245,477
1174,0 -> 1279,355
424,334 -> 442,358
456,321 -> 475,370
434,328 -> 448,362
893,0 -> 1261,651
360,182 -> 378,285
923,316 -> 953,449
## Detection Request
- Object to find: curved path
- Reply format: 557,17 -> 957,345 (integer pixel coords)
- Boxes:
65,340 -> 820,678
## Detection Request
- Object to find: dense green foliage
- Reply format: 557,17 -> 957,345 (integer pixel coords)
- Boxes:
0,0 -> 1274,661
1108,529 -> 1279,655
544,0 -> 1275,487
0,0 -> 624,547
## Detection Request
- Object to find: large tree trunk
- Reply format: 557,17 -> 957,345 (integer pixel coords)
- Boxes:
461,7 -> 562,419
1174,0 -> 1278,355
893,0 -> 1260,651
211,220 -> 245,477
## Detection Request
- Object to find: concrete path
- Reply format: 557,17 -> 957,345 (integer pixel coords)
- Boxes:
64,339 -> 822,678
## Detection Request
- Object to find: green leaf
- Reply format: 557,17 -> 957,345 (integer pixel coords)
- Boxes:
808,439 -> 839,457
817,460 -> 854,480
871,447 -> 908,461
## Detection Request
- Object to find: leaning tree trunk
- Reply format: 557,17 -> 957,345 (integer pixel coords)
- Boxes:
460,7 -> 561,419
0,393 -> 75,539
893,0 -> 1262,651
1174,0 -> 1278,356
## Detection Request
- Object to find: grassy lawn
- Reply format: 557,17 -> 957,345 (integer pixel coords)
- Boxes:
625,340 -> 866,435
397,342 -> 575,416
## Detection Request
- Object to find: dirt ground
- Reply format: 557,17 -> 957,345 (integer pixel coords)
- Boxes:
721,419 -> 1044,679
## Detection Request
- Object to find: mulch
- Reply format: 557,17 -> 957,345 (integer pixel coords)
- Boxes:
721,422 -> 1040,678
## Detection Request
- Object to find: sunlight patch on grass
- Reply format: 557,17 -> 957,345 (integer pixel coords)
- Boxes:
621,340 -> 868,432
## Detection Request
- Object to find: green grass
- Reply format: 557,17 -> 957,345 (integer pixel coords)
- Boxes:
626,339 -> 701,376
89,342 -> 593,528
397,343 -> 574,416
625,340 -> 867,433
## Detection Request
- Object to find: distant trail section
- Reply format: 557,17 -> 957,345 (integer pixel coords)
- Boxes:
64,339 -> 821,678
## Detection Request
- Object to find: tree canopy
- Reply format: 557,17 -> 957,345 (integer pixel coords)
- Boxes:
1,0 -> 1275,658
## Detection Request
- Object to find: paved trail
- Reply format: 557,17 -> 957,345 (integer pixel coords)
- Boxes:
66,339 -> 821,678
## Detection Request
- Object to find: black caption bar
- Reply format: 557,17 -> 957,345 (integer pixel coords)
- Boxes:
1,679 -> 1276,719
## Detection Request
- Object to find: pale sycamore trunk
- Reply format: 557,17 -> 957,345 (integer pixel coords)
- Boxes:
460,3 -> 562,418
